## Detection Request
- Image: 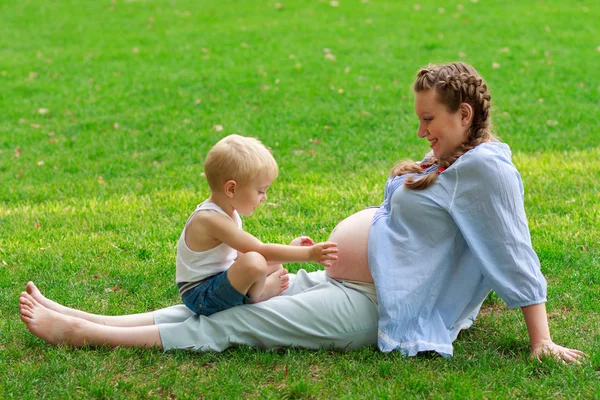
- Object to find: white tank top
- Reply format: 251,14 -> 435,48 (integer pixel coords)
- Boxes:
175,201 -> 242,285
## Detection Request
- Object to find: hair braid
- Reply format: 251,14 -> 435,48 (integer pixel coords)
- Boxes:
393,62 -> 495,190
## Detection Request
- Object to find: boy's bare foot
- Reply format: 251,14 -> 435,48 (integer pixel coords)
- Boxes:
257,268 -> 289,302
19,292 -> 84,346
279,269 -> 290,292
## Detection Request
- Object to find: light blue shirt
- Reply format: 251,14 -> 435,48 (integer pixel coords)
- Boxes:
368,142 -> 547,357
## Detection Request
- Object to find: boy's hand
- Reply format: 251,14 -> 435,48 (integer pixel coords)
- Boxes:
310,242 -> 338,267
290,236 -> 315,247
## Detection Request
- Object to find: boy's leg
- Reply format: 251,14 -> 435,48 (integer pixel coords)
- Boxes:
19,292 -> 162,348
156,270 -> 378,352
266,262 -> 284,275
226,252 -> 289,303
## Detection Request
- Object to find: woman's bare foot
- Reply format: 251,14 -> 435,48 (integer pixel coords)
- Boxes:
19,292 -> 84,346
257,268 -> 289,302
19,292 -> 163,348
24,281 -> 156,327
25,281 -> 59,310
25,281 -> 91,320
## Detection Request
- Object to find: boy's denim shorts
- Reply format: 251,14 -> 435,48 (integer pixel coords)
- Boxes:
179,270 -> 250,316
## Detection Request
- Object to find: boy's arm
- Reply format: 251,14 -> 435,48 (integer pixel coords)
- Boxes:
207,215 -> 337,265
204,212 -> 263,252
266,236 -> 315,266
257,242 -> 338,267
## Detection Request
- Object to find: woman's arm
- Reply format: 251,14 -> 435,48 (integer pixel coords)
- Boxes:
450,146 -> 586,363
521,303 -> 587,363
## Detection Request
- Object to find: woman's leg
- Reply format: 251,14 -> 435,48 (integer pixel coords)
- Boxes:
155,270 -> 378,351
20,270 -> 377,352
25,281 -> 155,327
19,292 -> 162,348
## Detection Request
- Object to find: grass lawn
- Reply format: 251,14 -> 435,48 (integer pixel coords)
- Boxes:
1,0 -> 599,398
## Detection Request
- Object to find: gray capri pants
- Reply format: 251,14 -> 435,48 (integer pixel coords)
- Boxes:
154,270 -> 378,351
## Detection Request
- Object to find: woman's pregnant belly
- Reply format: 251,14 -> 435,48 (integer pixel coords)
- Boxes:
325,207 -> 376,283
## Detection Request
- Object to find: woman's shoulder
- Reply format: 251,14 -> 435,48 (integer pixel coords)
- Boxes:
456,141 -> 515,172
452,141 -> 523,191
464,140 -> 511,159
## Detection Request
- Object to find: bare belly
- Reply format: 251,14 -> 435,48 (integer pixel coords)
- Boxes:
326,208 -> 376,283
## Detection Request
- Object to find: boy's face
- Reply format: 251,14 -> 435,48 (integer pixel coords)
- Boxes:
233,174 -> 273,216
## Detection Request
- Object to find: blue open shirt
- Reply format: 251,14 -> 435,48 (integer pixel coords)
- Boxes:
368,142 -> 547,357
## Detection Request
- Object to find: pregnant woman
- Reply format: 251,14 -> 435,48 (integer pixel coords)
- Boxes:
19,62 -> 585,363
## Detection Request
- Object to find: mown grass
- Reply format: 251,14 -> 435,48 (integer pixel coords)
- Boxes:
1,0 -> 599,398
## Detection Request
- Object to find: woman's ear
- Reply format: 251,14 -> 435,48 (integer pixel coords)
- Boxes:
460,102 -> 473,126
224,180 -> 237,198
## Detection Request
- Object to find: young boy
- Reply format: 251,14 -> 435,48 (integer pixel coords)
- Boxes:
176,134 -> 338,316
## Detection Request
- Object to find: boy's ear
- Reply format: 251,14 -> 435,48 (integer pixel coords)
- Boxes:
224,180 -> 237,198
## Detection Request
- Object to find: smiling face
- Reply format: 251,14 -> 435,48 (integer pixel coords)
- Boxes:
414,90 -> 470,159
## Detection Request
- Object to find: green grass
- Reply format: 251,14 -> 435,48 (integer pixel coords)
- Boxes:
1,0 -> 599,398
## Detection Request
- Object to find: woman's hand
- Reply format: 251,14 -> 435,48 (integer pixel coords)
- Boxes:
531,339 -> 588,364
521,303 -> 588,364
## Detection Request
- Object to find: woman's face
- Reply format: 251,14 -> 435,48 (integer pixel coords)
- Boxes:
414,90 -> 469,159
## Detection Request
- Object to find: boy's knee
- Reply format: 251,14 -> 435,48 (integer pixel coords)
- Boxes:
238,252 -> 268,277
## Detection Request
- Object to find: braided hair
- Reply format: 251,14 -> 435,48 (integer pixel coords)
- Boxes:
392,62 -> 495,190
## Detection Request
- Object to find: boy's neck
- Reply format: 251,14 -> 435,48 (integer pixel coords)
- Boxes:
207,193 -> 236,219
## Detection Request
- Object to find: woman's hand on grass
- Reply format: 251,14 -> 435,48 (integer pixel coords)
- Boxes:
531,339 -> 588,364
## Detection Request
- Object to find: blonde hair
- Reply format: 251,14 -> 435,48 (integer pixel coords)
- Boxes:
393,62 -> 495,190
204,134 -> 279,192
